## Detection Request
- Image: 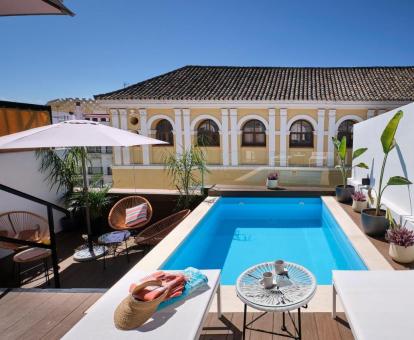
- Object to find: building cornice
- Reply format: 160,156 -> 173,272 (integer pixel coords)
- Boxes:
96,99 -> 411,110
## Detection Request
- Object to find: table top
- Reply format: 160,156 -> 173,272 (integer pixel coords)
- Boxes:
236,261 -> 316,312
98,230 -> 131,244
63,269 -> 220,340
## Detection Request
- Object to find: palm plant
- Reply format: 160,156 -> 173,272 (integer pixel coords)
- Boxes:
36,147 -> 86,196
164,146 -> 209,209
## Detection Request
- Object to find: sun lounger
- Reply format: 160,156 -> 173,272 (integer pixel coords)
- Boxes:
332,270 -> 414,340
63,269 -> 221,340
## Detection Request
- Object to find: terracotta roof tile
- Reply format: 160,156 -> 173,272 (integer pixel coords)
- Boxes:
95,65 -> 414,102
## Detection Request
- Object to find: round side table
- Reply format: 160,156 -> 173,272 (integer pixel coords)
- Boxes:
236,261 -> 317,340
98,230 -> 131,268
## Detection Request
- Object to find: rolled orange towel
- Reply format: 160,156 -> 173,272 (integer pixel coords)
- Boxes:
130,272 -> 187,301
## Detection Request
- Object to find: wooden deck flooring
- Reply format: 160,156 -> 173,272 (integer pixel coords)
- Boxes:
0,289 -> 353,340
0,289 -> 103,340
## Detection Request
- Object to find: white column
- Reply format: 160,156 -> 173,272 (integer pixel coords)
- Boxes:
174,109 -> 183,156
279,109 -> 287,166
119,109 -> 130,165
229,108 -> 238,166
139,109 -> 150,165
221,109 -> 230,166
268,108 -> 276,166
327,109 -> 336,167
367,109 -> 375,119
110,109 -> 122,165
182,109 -> 191,152
316,109 -> 325,166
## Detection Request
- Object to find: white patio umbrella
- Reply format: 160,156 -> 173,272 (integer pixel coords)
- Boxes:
0,0 -> 74,17
0,120 -> 166,260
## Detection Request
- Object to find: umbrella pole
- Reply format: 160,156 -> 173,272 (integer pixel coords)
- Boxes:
73,147 -> 106,262
81,148 -> 93,252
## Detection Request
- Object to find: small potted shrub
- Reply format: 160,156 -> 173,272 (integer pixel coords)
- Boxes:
266,173 -> 279,189
362,111 -> 412,236
386,210 -> 414,263
331,136 -> 368,203
351,191 -> 368,213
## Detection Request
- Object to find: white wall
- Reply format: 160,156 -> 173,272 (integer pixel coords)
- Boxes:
0,151 -> 65,236
350,102 -> 414,220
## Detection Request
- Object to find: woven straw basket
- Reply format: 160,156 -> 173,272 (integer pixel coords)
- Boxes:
114,280 -> 169,330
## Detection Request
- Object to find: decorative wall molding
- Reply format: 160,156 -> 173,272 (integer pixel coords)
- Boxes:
286,114 -> 318,131
146,114 -> 176,130
316,109 -> 326,166
174,109 -> 183,156
237,114 -> 269,130
110,109 -> 122,165
279,108 -> 288,167
190,114 -> 222,131
230,108 -> 238,166
221,109 -> 230,166
139,109 -> 150,165
268,109 -> 276,166
182,109 -> 191,152
335,114 -> 364,131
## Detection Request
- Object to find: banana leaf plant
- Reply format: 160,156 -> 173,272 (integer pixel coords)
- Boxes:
332,136 -> 368,189
367,110 -> 412,216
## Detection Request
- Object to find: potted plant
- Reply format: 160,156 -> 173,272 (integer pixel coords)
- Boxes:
66,186 -> 114,235
351,191 -> 368,213
386,210 -> 414,263
361,110 -> 412,236
331,136 -> 368,203
266,173 -> 279,189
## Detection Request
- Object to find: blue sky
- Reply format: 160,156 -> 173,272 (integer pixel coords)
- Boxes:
1,0 -> 413,104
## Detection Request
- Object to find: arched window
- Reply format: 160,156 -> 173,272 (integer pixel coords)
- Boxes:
337,120 -> 356,148
242,120 -> 266,146
289,120 -> 313,147
155,119 -> 174,145
197,119 -> 220,146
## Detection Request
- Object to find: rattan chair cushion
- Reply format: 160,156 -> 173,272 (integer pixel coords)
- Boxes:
13,247 -> 52,263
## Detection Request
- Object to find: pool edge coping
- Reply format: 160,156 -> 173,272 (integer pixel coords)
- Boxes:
133,196 -> 220,272
321,196 -> 393,271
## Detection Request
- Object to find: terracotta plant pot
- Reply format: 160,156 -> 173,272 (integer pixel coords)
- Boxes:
352,200 -> 368,213
389,243 -> 414,263
266,179 -> 278,189
335,185 -> 355,203
361,208 -> 389,236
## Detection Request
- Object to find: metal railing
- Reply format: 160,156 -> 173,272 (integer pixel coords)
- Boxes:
0,183 -> 69,288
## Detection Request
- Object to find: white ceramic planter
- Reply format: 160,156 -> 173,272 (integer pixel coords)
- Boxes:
352,200 -> 368,213
389,243 -> 414,263
266,179 -> 278,189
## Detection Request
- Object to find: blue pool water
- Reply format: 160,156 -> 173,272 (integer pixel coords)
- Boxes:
162,197 -> 366,284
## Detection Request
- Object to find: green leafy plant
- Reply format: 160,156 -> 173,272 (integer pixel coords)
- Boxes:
331,136 -> 368,189
164,146 -> 209,209
66,186 -> 113,221
368,110 -> 412,215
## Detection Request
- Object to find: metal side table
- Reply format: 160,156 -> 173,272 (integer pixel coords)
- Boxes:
236,261 -> 317,340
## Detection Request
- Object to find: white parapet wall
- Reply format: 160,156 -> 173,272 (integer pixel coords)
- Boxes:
350,102 -> 414,222
0,151 -> 65,258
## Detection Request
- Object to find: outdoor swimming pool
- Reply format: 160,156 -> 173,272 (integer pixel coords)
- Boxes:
162,197 -> 367,284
